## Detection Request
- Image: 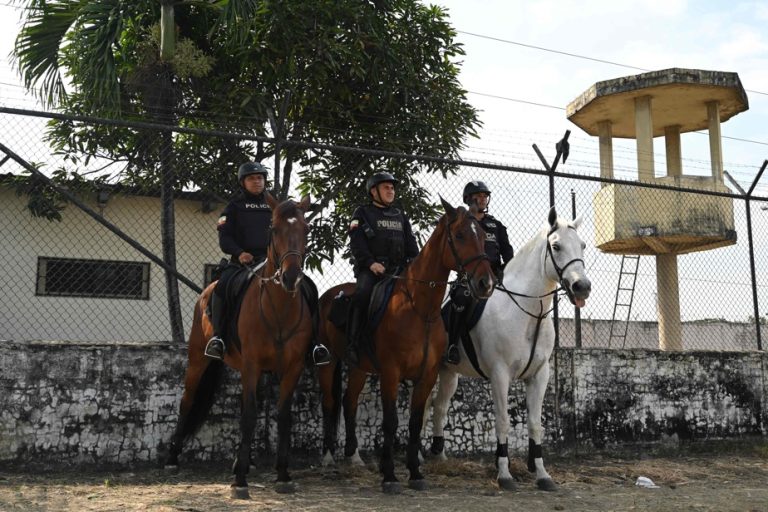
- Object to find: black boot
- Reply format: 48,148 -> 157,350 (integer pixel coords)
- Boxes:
205,294 -> 226,360
446,304 -> 464,365
346,304 -> 366,365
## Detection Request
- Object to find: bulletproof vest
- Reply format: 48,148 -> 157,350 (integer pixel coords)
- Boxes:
362,205 -> 407,266
231,195 -> 272,257
480,215 -> 502,268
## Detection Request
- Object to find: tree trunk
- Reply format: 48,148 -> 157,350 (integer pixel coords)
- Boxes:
156,64 -> 184,344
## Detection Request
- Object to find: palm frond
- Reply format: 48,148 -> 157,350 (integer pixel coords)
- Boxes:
13,0 -> 84,106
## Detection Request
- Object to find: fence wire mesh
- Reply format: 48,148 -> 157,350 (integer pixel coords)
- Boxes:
1,109 -> 766,351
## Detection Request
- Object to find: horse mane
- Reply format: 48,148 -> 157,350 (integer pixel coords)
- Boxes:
506,216 -> 567,271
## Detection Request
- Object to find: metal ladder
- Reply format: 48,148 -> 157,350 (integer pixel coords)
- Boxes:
608,255 -> 640,348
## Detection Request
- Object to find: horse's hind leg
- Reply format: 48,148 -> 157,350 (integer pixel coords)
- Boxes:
526,362 -> 557,491
342,368 -> 367,466
274,360 -> 303,494
319,360 -> 342,466
231,365 -> 262,500
489,370 -> 517,491
429,369 -> 459,460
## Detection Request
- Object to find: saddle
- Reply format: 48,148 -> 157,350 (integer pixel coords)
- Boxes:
328,274 -> 398,337
441,297 -> 489,379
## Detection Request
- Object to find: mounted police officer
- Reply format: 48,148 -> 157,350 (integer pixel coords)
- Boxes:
205,161 -> 330,365
446,180 -> 513,364
347,171 -> 419,363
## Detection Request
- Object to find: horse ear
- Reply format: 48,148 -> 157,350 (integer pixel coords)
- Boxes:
572,214 -> 583,229
439,195 -> 455,217
265,190 -> 278,210
297,194 -> 311,212
548,206 -> 557,228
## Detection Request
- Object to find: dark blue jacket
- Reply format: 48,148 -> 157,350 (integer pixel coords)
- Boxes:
348,203 -> 419,274
479,214 -> 513,273
217,191 -> 271,263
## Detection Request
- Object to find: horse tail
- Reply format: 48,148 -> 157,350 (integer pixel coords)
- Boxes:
179,291 -> 226,442
180,360 -> 225,441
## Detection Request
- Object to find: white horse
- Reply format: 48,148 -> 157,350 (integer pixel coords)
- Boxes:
427,207 -> 591,491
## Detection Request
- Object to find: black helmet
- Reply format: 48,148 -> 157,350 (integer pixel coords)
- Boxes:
366,171 -> 399,195
463,180 -> 491,205
238,161 -> 269,182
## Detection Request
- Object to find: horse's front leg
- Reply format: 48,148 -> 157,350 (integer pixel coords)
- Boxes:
489,369 -> 516,491
342,368 -> 367,466
379,369 -> 401,493
231,365 -> 262,499
429,369 -> 459,460
274,358 -> 304,494
406,367 -> 440,491
525,361 -> 557,491
319,359 -> 342,466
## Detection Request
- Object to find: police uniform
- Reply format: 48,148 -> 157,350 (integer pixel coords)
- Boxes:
217,192 -> 272,266
478,214 -> 514,279
349,203 -> 419,276
347,202 -> 419,356
446,180 -> 514,364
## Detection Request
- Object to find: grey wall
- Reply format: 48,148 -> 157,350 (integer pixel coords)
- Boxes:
0,340 -> 765,468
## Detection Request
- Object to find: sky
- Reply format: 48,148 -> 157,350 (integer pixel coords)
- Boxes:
1,1 -> 767,325
1,1 -> 767,187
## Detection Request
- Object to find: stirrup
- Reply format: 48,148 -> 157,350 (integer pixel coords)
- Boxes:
446,344 -> 460,365
313,344 -> 331,366
204,336 -> 225,360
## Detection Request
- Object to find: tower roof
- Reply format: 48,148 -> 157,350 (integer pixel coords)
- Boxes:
566,68 -> 748,138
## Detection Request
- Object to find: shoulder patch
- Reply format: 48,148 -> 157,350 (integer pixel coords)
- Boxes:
349,219 -> 360,229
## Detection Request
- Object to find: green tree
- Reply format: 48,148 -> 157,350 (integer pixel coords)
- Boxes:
12,0 -> 479,278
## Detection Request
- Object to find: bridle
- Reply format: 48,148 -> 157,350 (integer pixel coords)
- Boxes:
445,212 -> 490,298
544,224 -> 584,305
255,222 -> 307,288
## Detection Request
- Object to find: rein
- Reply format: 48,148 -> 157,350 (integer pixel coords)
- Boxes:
491,224 -> 580,380
253,241 -> 308,350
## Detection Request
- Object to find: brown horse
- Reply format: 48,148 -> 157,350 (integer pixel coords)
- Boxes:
317,198 -> 496,493
164,193 -> 312,498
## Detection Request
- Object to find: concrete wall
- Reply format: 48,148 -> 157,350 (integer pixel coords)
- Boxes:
1,341 -> 765,468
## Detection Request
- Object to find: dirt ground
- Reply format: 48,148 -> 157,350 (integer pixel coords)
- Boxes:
2,447 -> 767,512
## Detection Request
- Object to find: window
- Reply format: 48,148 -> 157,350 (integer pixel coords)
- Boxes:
36,257 -> 150,300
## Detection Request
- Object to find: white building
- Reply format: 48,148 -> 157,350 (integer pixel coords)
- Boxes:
0,180 -> 223,342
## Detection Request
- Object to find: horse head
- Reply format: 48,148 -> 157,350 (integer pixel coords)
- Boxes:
545,207 -> 591,308
265,192 -> 312,293
440,196 -> 495,299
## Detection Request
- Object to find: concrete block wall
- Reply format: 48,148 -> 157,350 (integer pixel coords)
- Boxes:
0,341 -> 765,467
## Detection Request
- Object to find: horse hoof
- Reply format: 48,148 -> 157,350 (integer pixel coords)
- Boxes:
427,451 -> 448,461
408,479 -> 428,491
230,486 -> 250,499
275,481 -> 297,494
321,451 -> 335,467
382,481 -> 402,494
498,478 -> 517,491
536,478 -> 558,492
163,464 -> 179,474
347,450 -> 365,467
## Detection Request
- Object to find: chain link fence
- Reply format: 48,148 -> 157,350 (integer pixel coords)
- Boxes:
1,107 -> 766,351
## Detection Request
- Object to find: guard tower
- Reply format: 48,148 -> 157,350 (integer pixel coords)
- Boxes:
566,68 -> 748,350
